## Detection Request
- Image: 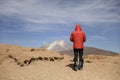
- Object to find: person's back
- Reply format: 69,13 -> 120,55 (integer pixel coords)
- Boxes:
70,24 -> 86,71
70,24 -> 86,49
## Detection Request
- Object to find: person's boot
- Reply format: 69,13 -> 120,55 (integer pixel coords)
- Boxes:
78,65 -> 83,70
78,60 -> 83,70
74,64 -> 78,71
78,63 -> 82,70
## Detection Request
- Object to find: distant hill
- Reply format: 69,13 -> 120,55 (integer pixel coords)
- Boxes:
41,40 -> 119,56
60,46 -> 119,56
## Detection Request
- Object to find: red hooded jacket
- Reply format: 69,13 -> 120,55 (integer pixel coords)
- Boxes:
70,24 -> 86,49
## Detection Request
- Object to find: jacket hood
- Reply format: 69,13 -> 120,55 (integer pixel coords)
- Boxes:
75,24 -> 82,31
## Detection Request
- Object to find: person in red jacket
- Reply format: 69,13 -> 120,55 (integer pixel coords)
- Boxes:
70,24 -> 86,71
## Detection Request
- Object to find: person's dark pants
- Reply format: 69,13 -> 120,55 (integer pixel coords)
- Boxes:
73,49 -> 84,69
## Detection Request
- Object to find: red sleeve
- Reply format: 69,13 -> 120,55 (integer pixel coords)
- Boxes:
70,32 -> 74,42
83,32 -> 86,42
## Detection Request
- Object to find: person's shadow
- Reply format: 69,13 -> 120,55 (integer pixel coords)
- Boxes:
66,63 -> 76,71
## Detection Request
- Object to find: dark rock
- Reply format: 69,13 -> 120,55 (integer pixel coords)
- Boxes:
59,57 -> 64,60
49,57 -> 54,61
8,55 -> 13,58
31,48 -> 35,52
13,58 -> 18,62
17,62 -> 21,65
35,57 -> 39,60
20,64 -> 24,67
24,60 -> 29,64
86,60 -> 91,63
38,57 -> 43,60
54,57 -> 59,60
28,58 -> 35,64
44,57 -> 49,60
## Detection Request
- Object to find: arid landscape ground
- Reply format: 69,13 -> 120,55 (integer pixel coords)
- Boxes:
0,44 -> 120,80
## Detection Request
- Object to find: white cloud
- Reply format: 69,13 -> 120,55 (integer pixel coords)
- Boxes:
89,35 -> 107,41
23,25 -> 66,32
0,0 -> 120,32
0,0 -> 120,23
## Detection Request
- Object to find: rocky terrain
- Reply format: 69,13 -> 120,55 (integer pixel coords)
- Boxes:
0,44 -> 120,80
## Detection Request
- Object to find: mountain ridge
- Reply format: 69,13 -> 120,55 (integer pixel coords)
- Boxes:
60,46 -> 119,56
41,40 -> 119,56
41,40 -> 71,51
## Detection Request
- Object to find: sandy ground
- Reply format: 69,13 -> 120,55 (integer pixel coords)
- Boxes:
0,44 -> 120,80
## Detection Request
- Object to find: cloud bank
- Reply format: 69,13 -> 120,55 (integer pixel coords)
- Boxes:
0,0 -> 120,32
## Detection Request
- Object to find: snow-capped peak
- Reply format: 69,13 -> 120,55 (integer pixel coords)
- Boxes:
41,40 -> 72,52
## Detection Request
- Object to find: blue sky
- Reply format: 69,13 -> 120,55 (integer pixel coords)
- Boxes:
0,0 -> 120,53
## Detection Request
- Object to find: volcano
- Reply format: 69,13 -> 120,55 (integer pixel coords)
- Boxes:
41,40 -> 119,56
